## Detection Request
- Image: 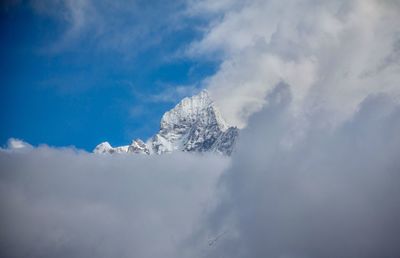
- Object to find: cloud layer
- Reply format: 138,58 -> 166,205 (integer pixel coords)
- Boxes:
0,147 -> 229,258
185,2 -> 400,256
197,87 -> 400,258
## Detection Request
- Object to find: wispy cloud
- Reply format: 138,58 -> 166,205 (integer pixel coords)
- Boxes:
147,85 -> 200,103
27,0 -> 189,55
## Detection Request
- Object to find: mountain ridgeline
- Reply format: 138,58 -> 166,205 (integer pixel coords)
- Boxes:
94,90 -> 239,156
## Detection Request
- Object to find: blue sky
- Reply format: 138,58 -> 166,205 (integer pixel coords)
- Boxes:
0,1 -> 217,151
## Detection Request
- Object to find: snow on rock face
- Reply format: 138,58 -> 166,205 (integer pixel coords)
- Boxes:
128,139 -> 150,155
94,90 -> 239,155
93,142 -> 131,154
93,142 -> 113,154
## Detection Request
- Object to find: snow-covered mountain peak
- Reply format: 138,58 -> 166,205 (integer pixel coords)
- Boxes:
128,139 -> 150,155
94,90 -> 238,155
160,89 -> 229,133
94,142 -> 112,154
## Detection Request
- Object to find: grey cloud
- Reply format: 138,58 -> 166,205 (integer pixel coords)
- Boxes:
0,148 -> 229,258
196,86 -> 400,258
373,38 -> 400,75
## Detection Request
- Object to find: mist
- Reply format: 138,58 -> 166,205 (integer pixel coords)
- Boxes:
0,147 -> 229,258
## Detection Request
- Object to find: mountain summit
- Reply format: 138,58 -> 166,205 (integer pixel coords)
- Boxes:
94,90 -> 238,155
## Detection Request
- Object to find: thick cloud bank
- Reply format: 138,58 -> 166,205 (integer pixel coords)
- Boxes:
2,95 -> 399,258
188,3 -> 400,255
191,0 -> 400,128
0,147 -> 229,258
197,86 -> 400,258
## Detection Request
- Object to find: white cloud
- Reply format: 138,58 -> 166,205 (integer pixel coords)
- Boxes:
189,0 -> 400,128
4,138 -> 33,151
178,2 -> 400,256
0,145 -> 229,258
145,85 -> 200,104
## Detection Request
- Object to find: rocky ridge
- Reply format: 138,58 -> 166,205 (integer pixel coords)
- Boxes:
94,90 -> 238,155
